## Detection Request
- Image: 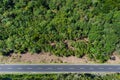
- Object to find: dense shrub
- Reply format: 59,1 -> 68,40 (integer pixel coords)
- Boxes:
0,73 -> 120,80
0,0 -> 120,62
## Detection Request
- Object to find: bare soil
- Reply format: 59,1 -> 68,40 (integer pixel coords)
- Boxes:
106,52 -> 120,64
0,52 -> 120,64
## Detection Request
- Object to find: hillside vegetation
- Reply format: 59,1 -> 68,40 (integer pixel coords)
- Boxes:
0,73 -> 120,80
0,0 -> 120,62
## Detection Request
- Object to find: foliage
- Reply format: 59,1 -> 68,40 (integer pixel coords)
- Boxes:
0,73 -> 120,80
0,0 -> 120,62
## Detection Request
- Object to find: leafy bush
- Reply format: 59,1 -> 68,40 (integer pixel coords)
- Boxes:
0,73 -> 120,80
0,0 -> 120,62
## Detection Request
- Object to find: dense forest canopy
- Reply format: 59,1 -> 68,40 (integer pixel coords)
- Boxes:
0,0 -> 120,62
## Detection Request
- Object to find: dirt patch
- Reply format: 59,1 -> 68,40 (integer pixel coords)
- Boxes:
0,52 -> 95,64
0,52 -> 120,64
106,52 -> 120,64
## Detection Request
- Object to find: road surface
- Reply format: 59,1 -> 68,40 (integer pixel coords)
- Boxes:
0,64 -> 120,73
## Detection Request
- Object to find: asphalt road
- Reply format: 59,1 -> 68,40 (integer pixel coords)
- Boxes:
0,64 -> 120,73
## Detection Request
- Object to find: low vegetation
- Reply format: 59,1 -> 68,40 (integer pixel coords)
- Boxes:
0,73 -> 120,80
0,0 -> 120,62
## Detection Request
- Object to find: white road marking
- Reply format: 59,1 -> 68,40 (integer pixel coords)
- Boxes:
117,68 -> 120,69
47,68 -> 53,70
99,68 -> 104,69
27,68 -> 32,69
57,68 -> 63,70
79,68 -> 84,69
38,68 -> 42,69
69,68 -> 74,69
7,68 -> 12,69
108,68 -> 112,69
17,68 -> 22,70
89,68 -> 94,70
